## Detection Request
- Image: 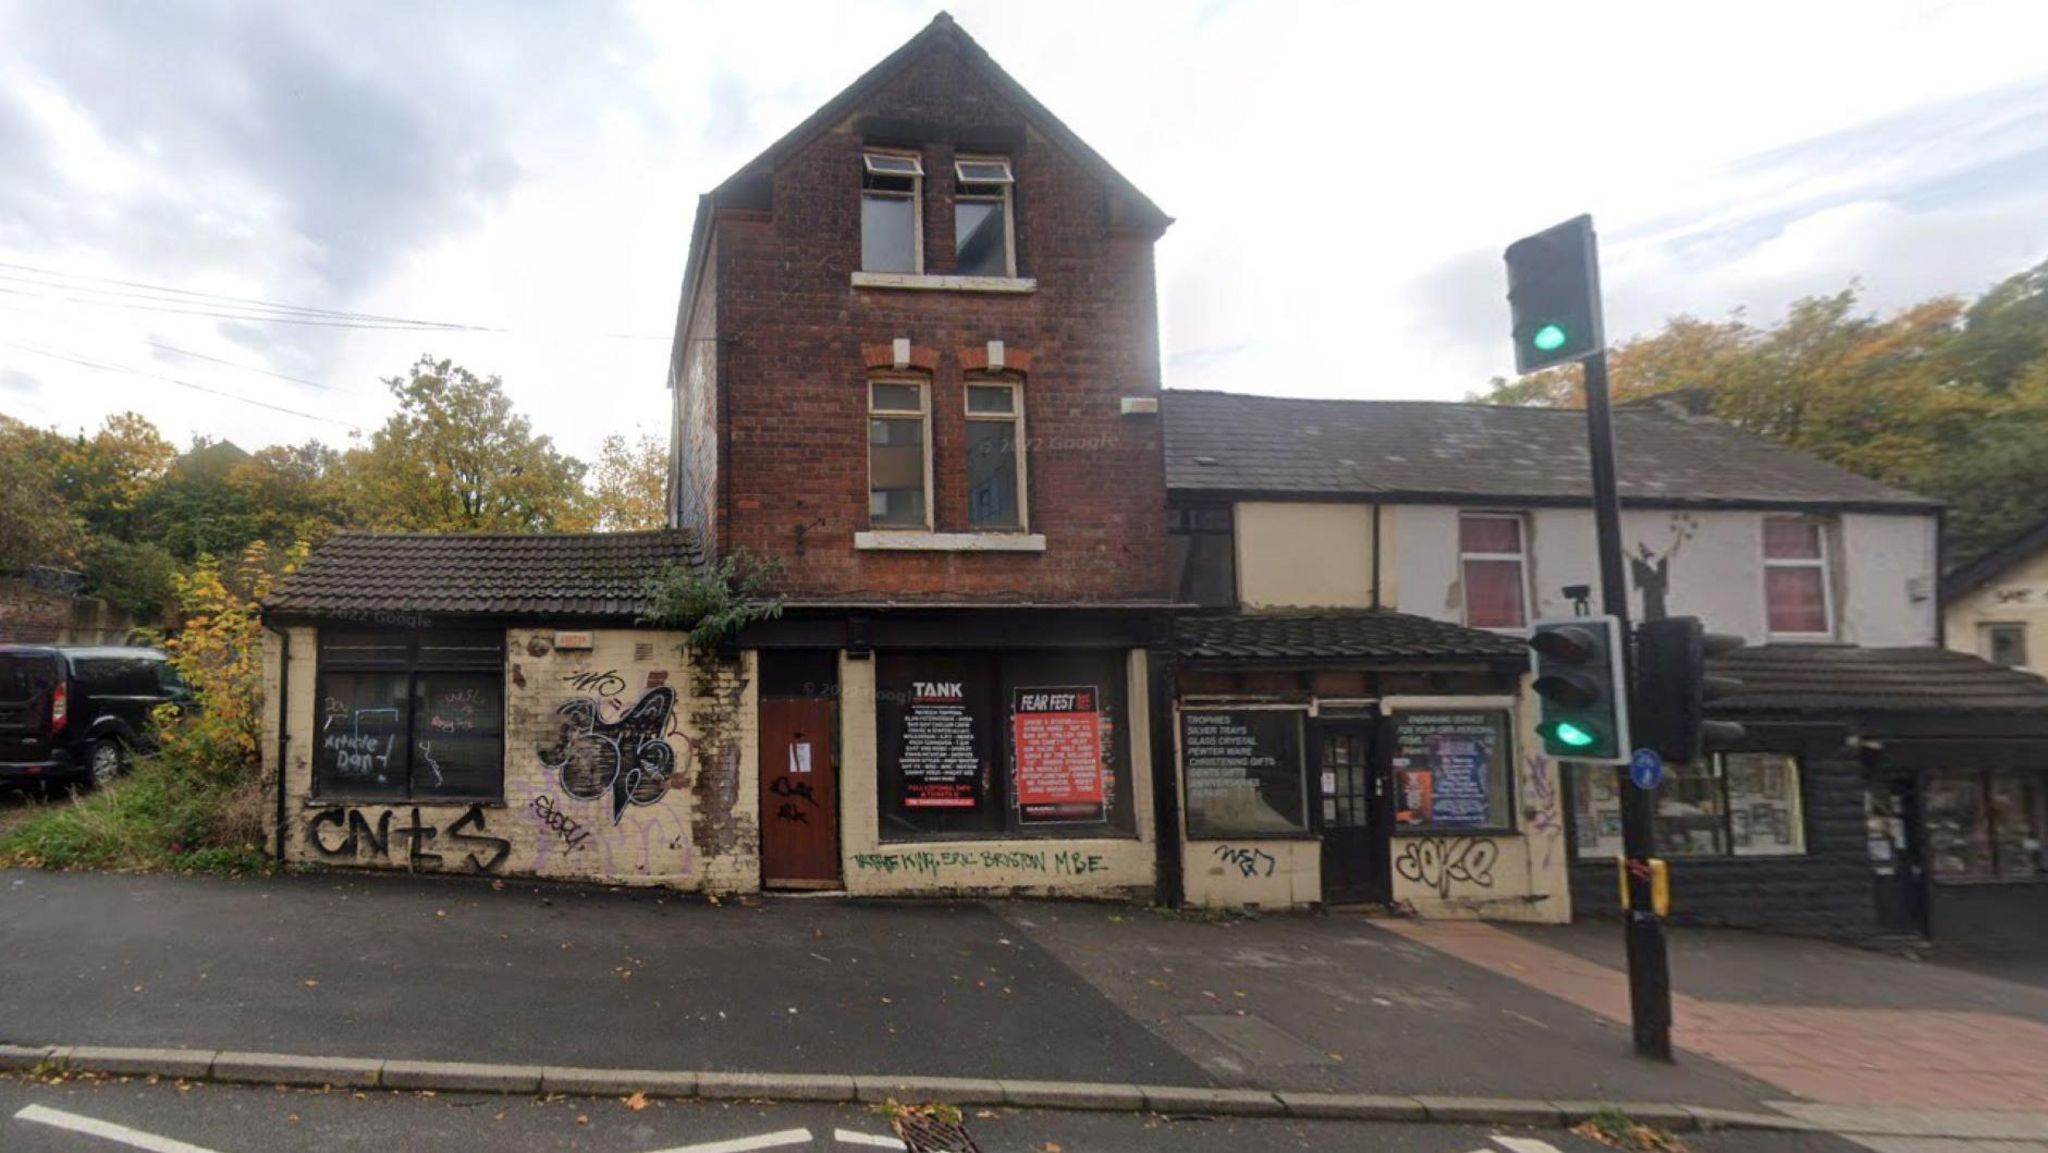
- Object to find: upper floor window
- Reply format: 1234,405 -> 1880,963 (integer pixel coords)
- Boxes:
868,379 -> 930,528
862,150 -> 923,274
1983,623 -> 2029,669
1459,513 -> 1529,630
965,379 -> 1026,529
1763,517 -> 1832,637
1168,506 -> 1237,607
953,156 -> 1014,277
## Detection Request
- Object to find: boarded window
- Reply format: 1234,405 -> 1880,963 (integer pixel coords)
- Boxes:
315,630 -> 504,802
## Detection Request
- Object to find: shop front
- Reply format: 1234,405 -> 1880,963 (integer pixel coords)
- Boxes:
1170,611 -> 1571,921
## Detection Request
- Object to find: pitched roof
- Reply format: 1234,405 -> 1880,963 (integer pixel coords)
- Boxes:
1707,644 -> 2048,716
1176,610 -> 1528,663
1163,390 -> 1937,511
1941,513 -> 2048,604
264,531 -> 703,620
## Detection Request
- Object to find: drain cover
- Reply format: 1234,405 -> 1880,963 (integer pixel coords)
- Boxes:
895,1113 -> 981,1153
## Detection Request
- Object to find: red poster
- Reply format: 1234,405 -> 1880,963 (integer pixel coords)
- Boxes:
1012,686 -> 1105,823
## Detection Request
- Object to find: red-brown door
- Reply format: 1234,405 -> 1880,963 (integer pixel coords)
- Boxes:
759,697 -> 840,889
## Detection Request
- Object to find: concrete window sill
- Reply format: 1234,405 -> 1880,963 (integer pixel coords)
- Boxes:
854,531 -> 1047,553
850,271 -> 1037,294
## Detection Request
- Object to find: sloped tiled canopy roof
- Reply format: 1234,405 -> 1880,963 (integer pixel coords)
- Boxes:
1708,645 -> 2048,716
1176,610 -> 1528,663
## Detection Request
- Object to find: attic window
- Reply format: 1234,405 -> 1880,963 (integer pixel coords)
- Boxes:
862,150 -> 923,274
954,158 -> 1013,185
954,155 -> 1015,278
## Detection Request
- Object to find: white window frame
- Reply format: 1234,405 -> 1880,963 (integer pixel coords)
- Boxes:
1762,515 -> 1835,640
952,154 -> 1016,279
862,149 -> 924,275
963,377 -> 1028,532
1981,622 -> 2030,669
1457,512 -> 1533,632
867,377 -> 932,531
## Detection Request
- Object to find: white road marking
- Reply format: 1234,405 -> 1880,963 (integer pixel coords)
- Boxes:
642,1128 -> 815,1153
834,1128 -> 908,1149
15,1104 -> 226,1153
1492,1137 -> 1564,1153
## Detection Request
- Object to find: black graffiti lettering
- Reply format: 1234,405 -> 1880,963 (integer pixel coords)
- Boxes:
303,806 -> 506,873
347,809 -> 392,858
768,775 -> 819,807
562,668 -> 627,697
1394,837 -> 1499,898
308,807 -> 350,856
528,794 -> 592,854
392,808 -> 442,869
449,804 -> 512,872
1212,844 -> 1277,878
774,800 -> 809,824
538,687 -> 679,825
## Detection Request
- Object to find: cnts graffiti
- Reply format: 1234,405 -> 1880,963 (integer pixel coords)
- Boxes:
1394,836 -> 1498,898
305,805 -> 511,873
529,794 -> 592,853
537,687 -> 678,824
1212,844 -> 1277,878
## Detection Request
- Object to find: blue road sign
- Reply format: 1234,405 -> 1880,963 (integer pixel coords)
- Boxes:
1629,747 -> 1665,791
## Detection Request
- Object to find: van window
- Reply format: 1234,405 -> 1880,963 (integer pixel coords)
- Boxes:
0,653 -> 59,703
72,655 -> 162,696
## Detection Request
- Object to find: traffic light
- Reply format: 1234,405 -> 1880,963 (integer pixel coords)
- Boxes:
1633,616 -> 1747,764
1528,615 -> 1630,763
1504,214 -> 1605,374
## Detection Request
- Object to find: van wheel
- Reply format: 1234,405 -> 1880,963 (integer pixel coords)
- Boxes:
87,739 -> 125,789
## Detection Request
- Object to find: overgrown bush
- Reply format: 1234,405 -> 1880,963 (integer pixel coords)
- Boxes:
639,549 -> 786,655
0,542 -> 296,873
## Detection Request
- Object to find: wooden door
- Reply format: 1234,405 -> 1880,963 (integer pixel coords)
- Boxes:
760,697 -> 840,889
1313,720 -> 1388,904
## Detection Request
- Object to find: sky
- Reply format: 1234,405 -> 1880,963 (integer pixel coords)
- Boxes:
2,0 -> 2047,463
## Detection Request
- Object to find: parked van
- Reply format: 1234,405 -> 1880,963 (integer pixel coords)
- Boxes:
0,646 -> 185,789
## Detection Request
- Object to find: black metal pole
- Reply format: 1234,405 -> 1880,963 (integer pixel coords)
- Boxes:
1582,350 -> 1674,1061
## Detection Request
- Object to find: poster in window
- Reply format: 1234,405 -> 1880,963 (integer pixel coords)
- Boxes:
1181,709 -> 1306,836
1389,712 -> 1508,829
1011,685 -> 1105,824
1397,770 -> 1433,825
901,679 -> 980,808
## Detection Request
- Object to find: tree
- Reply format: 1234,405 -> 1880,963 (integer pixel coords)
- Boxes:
139,440 -> 265,562
40,412 -> 177,540
589,432 -> 668,532
228,441 -> 346,548
340,356 -> 592,533
0,415 -> 81,572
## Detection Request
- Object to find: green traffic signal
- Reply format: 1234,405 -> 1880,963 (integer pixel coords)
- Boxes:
1532,324 -> 1568,352
1550,720 -> 1597,748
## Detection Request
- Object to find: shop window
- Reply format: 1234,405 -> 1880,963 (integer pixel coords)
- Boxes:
869,379 -> 930,528
1181,708 -> 1306,837
1460,513 -> 1529,630
876,651 -> 1134,841
965,380 -> 1025,529
1388,710 -> 1515,831
314,630 -> 505,802
1167,505 -> 1236,607
861,150 -> 923,273
1982,623 -> 2029,669
953,156 -> 1015,277
1763,517 -> 1833,637
1570,753 -> 1806,859
1925,769 -> 2047,881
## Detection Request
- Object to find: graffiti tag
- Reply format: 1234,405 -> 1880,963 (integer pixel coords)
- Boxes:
529,794 -> 592,853
562,668 -> 627,697
850,849 -> 1107,877
1394,836 -> 1498,898
537,687 -> 678,824
305,805 -> 511,873
1212,844 -> 1277,878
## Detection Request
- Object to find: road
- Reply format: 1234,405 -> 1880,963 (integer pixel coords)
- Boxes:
0,1075 -> 1864,1153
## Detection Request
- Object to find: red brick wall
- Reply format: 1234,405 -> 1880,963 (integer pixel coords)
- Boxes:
710,39 -> 1167,602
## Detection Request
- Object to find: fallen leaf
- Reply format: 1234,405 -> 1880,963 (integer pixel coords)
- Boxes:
576,1113 -> 590,1126
624,1092 -> 649,1112
303,980 -> 319,988
287,1114 -> 300,1124
1038,1144 -> 1063,1153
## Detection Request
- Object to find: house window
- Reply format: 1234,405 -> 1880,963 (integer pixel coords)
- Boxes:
314,630 -> 505,802
1982,623 -> 2029,669
876,650 -> 1135,841
1167,505 -> 1236,606
1570,753 -> 1806,859
869,379 -> 930,528
1459,513 -> 1529,630
1181,708 -> 1307,838
1925,769 -> 2047,881
965,379 -> 1025,529
1763,517 -> 1832,637
862,150 -> 923,274
1389,710 -> 1516,832
953,156 -> 1014,277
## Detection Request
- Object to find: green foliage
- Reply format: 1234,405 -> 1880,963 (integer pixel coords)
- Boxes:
77,535 -> 179,621
0,415 -> 81,573
638,549 -> 786,655
590,432 -> 669,532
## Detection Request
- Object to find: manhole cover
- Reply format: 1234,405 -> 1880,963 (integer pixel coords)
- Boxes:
895,1112 -> 981,1153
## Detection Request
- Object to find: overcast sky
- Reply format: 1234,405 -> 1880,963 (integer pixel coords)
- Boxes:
3,0 -> 2047,462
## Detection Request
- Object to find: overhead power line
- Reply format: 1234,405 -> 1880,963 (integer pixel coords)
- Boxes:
0,300 -> 343,393
0,337 -> 359,429
0,261 -> 503,332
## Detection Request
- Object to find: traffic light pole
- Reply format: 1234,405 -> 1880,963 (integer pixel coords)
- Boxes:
1582,350 -> 1675,1062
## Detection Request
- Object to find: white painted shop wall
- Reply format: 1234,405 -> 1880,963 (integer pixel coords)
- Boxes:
836,650 -> 1157,897
1234,502 -> 1378,609
263,626 -> 759,891
1393,504 -> 1937,646
1947,545 -> 2048,675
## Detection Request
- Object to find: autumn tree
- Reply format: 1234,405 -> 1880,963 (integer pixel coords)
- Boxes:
0,415 -> 81,572
589,432 -> 668,532
340,356 -> 592,533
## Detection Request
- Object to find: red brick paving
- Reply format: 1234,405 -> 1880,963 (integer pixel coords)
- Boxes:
1380,919 -> 2048,1111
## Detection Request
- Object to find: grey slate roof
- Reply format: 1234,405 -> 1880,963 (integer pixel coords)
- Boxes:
1708,645 -> 2048,716
1176,610 -> 1528,662
1942,513 -> 2048,604
1164,390 -> 1936,510
265,531 -> 703,620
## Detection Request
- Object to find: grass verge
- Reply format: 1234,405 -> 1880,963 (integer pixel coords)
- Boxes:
0,752 -> 270,875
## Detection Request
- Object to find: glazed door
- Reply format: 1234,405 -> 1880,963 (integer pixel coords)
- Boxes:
759,697 -> 840,889
1313,720 -> 1388,904
1868,779 -> 1928,937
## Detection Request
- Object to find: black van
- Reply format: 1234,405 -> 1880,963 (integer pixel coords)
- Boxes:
0,646 -> 186,789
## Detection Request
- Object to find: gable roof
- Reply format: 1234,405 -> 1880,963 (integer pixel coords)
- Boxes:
1707,644 -> 2048,716
1163,390 -> 1938,512
1942,513 -> 2048,604
667,13 -> 1170,387
265,531 -> 703,621
1176,610 -> 1527,664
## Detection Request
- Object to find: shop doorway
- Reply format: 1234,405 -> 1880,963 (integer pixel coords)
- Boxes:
1868,779 -> 1928,938
758,651 -> 841,891
1313,718 -> 1389,904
